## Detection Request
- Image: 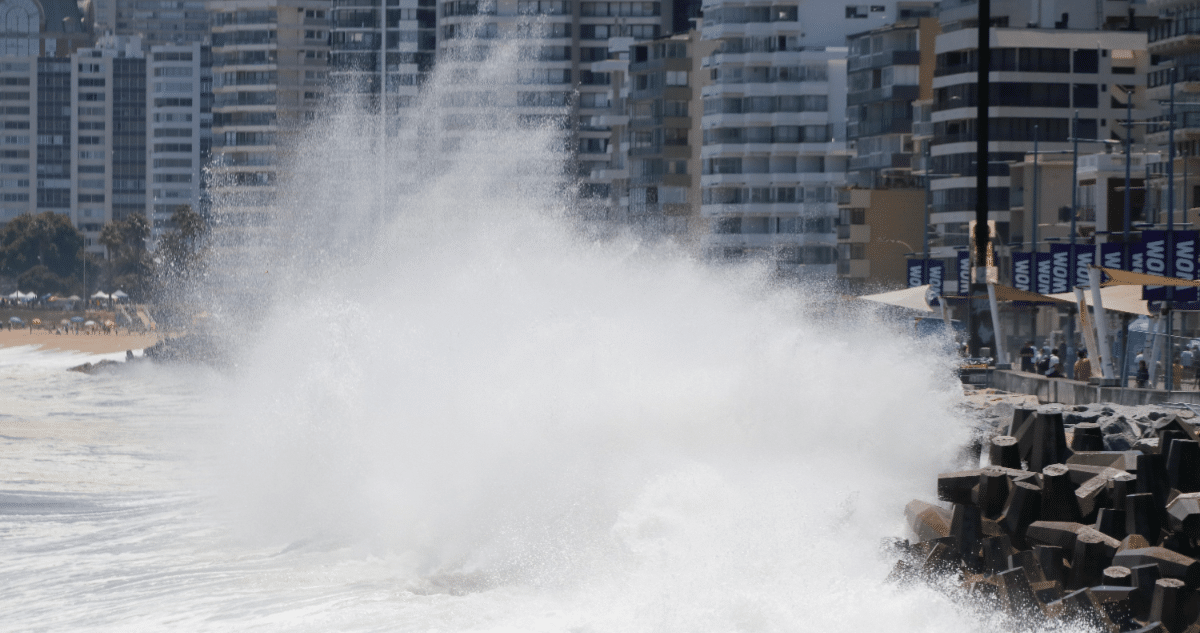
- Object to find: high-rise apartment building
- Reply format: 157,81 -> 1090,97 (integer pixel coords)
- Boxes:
147,42 -> 211,243
845,15 -> 937,188
929,27 -> 1148,253
618,29 -> 712,239
207,0 -> 331,234
434,0 -> 673,205
695,1 -> 944,276
0,0 -> 92,57
1146,0 -> 1200,221
836,11 -> 937,289
329,0 -> 436,112
0,35 -> 146,254
92,0 -> 210,46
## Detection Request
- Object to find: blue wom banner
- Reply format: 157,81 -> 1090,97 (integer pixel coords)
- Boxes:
1035,252 -> 1053,295
1074,244 -> 1095,289
1141,230 -> 1199,302
1142,230 -> 1169,301
1101,242 -> 1124,270
957,250 -> 970,295
928,259 -> 946,296
1049,243 -> 1072,294
1011,251 -> 1033,292
907,259 -> 925,288
1173,230 -> 1198,302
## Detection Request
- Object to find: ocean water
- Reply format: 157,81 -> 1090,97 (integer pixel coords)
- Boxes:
0,37 -> 1066,632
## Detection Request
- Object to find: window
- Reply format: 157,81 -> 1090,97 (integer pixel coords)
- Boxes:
665,71 -> 687,86
1073,84 -> 1098,109
579,138 -> 608,153
1073,49 -> 1098,74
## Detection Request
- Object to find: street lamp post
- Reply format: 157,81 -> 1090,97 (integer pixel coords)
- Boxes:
1167,66 -> 1177,391
1122,86 -> 1134,387
970,0 -> 991,357
1032,124 -> 1040,342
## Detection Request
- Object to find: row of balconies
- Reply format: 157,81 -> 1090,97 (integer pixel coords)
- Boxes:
847,152 -> 912,171
846,50 -> 921,73
846,84 -> 919,107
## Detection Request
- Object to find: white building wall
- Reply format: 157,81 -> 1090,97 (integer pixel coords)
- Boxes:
147,42 -> 206,245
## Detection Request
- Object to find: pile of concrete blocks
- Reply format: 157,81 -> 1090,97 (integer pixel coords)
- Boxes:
892,408 -> 1200,632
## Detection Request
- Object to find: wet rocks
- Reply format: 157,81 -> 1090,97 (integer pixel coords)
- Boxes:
891,406 -> 1200,632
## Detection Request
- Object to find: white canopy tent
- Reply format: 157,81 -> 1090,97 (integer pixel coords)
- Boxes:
856,284 -> 938,313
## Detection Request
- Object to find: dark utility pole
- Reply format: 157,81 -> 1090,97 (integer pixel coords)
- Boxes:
970,0 -> 992,356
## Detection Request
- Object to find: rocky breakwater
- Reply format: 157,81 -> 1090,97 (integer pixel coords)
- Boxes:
142,332 -> 230,366
892,400 -> 1200,632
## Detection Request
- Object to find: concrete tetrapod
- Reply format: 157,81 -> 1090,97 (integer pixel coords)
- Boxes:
892,405 -> 1200,631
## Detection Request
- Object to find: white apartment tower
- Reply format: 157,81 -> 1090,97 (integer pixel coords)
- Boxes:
147,42 -> 211,243
697,2 -> 927,272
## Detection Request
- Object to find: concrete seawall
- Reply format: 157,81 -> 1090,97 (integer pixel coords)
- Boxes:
989,369 -> 1200,406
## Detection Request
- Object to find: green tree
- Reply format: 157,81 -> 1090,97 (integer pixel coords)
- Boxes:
0,212 -> 87,293
99,213 -> 154,299
155,204 -> 207,280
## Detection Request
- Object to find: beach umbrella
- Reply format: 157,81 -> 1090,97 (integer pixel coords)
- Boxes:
65,295 -> 81,302
70,316 -> 84,323
8,316 -> 22,325
104,320 -> 114,328
60,319 -> 70,325
31,318 -> 41,326
112,290 -> 129,301
84,320 -> 96,327
91,291 -> 110,300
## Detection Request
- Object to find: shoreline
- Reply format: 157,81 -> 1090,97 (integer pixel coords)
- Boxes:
0,329 -> 161,355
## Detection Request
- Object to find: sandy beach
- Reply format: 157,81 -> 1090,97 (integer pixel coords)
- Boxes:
0,329 -> 161,355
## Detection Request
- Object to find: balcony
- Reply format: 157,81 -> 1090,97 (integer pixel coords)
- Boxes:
847,84 -> 919,107
848,152 -> 912,171
1148,17 -> 1200,57
847,49 -> 920,73
847,118 -> 913,139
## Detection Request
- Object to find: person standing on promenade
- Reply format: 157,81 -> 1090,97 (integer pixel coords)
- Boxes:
1020,341 -> 1036,372
1046,348 -> 1063,378
1183,346 -> 1195,389
1074,349 -> 1092,383
1037,346 -> 1051,374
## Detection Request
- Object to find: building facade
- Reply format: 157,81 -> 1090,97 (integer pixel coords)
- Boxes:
329,0 -> 436,112
0,36 -> 146,254
207,0 -> 331,234
618,30 -> 710,240
434,0 -> 674,210
695,0 -> 933,276
92,0 -> 210,47
147,42 -> 211,243
0,0 -> 92,57
929,27 -> 1148,257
